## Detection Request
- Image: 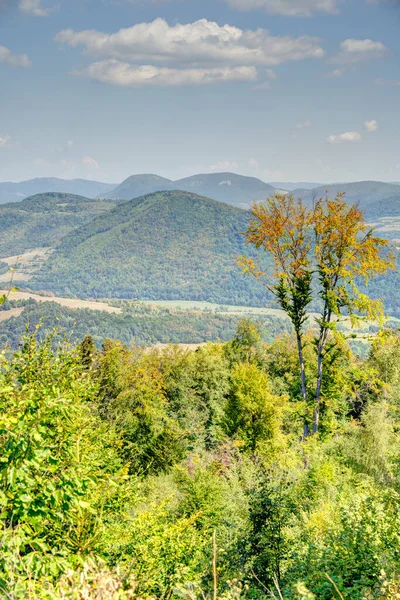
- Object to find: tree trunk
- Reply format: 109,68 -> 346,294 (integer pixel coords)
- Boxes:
296,331 -> 309,438
314,342 -> 323,434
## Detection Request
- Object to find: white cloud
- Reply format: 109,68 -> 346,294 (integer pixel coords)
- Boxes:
375,78 -> 400,87
254,81 -> 271,90
248,157 -> 260,170
0,135 -> 12,148
364,119 -> 378,132
222,0 -> 339,16
325,68 -> 344,77
19,0 -> 53,16
296,120 -> 312,129
332,39 -> 387,63
59,139 -> 74,152
208,161 -> 239,172
327,131 -> 362,143
79,61 -> 257,86
56,18 -> 325,68
265,68 -> 277,79
83,155 -> 100,169
0,45 -> 31,67
60,159 -> 74,169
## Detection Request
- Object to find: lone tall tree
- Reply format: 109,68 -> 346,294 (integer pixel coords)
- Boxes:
239,193 -> 395,435
238,194 -> 313,437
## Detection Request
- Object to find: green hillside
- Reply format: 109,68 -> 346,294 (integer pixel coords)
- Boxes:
0,192 -> 118,257
31,190 -> 266,305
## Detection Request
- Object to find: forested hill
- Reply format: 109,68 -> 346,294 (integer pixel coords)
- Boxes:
0,192 -> 119,256
30,190 -> 266,305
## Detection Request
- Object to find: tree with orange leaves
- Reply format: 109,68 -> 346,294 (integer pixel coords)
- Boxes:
239,192 -> 395,435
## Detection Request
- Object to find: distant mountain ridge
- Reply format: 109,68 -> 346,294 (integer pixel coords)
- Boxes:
0,178 -> 116,204
291,180 -> 400,208
101,172 -> 275,208
3,174 -> 400,218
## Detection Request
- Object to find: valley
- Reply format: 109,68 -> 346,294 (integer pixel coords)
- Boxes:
0,174 -> 399,350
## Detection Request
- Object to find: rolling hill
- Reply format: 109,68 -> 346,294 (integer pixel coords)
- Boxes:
269,182 -> 324,191
0,178 -> 116,204
174,173 -> 276,208
102,172 -> 275,208
0,192 -> 119,257
99,174 -> 174,200
30,190 -> 266,305
291,181 -> 400,209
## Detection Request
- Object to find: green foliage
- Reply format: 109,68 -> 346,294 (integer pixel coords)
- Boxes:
0,299 -> 290,350
0,193 -> 119,256
1,326 -> 400,599
30,191 -> 267,305
0,336 -> 132,590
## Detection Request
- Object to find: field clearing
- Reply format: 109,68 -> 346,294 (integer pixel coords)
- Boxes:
142,299 -> 292,318
0,272 -> 32,283
0,248 -> 53,284
0,307 -> 24,322
0,290 -> 122,314
0,248 -> 53,266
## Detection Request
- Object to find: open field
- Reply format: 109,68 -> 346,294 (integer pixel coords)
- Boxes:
0,248 -> 52,266
0,272 -> 32,283
0,290 -> 122,314
141,299 -> 292,317
0,307 -> 24,322
0,248 -> 53,284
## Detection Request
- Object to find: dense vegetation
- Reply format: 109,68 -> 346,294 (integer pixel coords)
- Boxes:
30,191 -> 267,305
2,322 -> 400,598
0,299 -> 290,349
0,193 -> 118,257
28,191 -> 400,313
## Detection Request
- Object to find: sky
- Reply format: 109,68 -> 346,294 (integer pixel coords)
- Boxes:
0,0 -> 400,184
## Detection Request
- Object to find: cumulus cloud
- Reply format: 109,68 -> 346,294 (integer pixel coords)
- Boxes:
208,161 -> 239,172
0,45 -> 31,67
83,155 -> 100,169
332,39 -> 387,63
0,135 -> 12,148
248,158 -> 260,170
375,77 -> 400,87
222,0 -> 339,16
265,68 -> 277,79
19,0 -> 53,16
364,119 -> 378,132
56,18 -> 325,68
327,131 -> 362,143
325,68 -> 345,77
296,120 -> 312,129
79,61 -> 257,86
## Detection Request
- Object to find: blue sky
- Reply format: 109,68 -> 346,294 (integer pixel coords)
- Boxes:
0,0 -> 399,184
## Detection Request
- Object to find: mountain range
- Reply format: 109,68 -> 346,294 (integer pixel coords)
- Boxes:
2,173 -> 400,215
0,178 -> 116,204
100,172 -> 276,208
